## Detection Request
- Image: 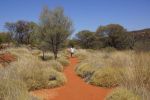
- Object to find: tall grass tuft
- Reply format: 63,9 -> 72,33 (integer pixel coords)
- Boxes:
0,47 -> 67,100
75,49 -> 150,100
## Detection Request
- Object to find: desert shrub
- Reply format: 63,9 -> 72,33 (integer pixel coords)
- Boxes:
106,87 -> 141,100
0,32 -> 11,44
1,47 -> 67,92
49,60 -> 64,72
90,67 -> 123,87
74,49 -> 90,60
108,51 -> 133,67
57,57 -> 70,66
75,49 -> 150,100
47,69 -> 67,88
5,57 -> 66,91
39,52 -> 54,61
59,49 -> 70,59
0,47 -> 67,100
7,47 -> 30,54
25,68 -> 66,90
0,79 -> 32,100
118,52 -> 150,100
75,51 -> 113,82
31,50 -> 41,56
101,47 -> 117,52
76,63 -> 97,80
5,47 -> 33,60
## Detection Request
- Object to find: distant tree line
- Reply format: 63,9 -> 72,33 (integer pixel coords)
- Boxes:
0,6 -> 149,58
5,21 -> 38,45
128,29 -> 150,51
74,24 -> 150,51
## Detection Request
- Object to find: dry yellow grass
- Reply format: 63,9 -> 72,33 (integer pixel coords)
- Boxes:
75,49 -> 150,100
90,67 -> 123,87
106,87 -> 141,100
0,47 -> 67,100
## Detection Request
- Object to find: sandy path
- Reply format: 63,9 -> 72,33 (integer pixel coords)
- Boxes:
32,57 -> 112,100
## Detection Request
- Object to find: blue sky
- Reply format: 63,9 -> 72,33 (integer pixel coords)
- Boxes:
0,0 -> 150,33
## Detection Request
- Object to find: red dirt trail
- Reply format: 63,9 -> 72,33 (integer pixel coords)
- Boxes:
32,57 -> 112,100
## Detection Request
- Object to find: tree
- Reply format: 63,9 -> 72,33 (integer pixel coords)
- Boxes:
96,26 -> 110,48
76,30 -> 97,49
25,22 -> 39,45
5,20 -> 38,45
129,29 -> 150,51
67,39 -> 78,48
39,41 -> 50,60
96,24 -> 130,49
96,26 -> 109,37
107,24 -> 129,49
0,32 -> 11,44
39,6 -> 73,59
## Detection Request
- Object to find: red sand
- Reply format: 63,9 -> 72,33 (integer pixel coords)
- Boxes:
0,53 -> 16,64
32,57 -> 112,100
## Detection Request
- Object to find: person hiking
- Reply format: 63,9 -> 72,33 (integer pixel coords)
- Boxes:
70,46 -> 75,57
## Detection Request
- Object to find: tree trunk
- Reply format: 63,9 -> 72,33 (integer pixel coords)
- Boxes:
42,50 -> 45,60
54,53 -> 57,60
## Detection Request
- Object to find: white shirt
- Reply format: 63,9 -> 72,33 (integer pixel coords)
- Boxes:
70,48 -> 75,53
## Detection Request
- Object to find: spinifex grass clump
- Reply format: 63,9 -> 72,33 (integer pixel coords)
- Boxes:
0,79 -> 32,100
90,67 -> 123,87
106,87 -> 141,100
0,47 -> 67,100
75,49 -> 150,100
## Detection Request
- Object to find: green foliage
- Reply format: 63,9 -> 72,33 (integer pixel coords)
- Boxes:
0,32 -> 11,44
38,41 -> 50,60
5,20 -> 38,45
39,6 -> 73,59
76,24 -> 133,50
129,28 -> 150,51
76,30 -> 97,49
96,24 -> 131,49
67,39 -> 79,48
134,40 -> 150,52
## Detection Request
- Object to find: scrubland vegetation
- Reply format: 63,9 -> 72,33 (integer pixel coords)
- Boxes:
0,3 -> 149,100
75,49 -> 150,100
0,47 -> 69,100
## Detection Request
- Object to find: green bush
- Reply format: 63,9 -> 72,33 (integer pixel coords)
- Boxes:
106,87 -> 141,100
49,60 -> 64,72
0,32 -> 11,44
